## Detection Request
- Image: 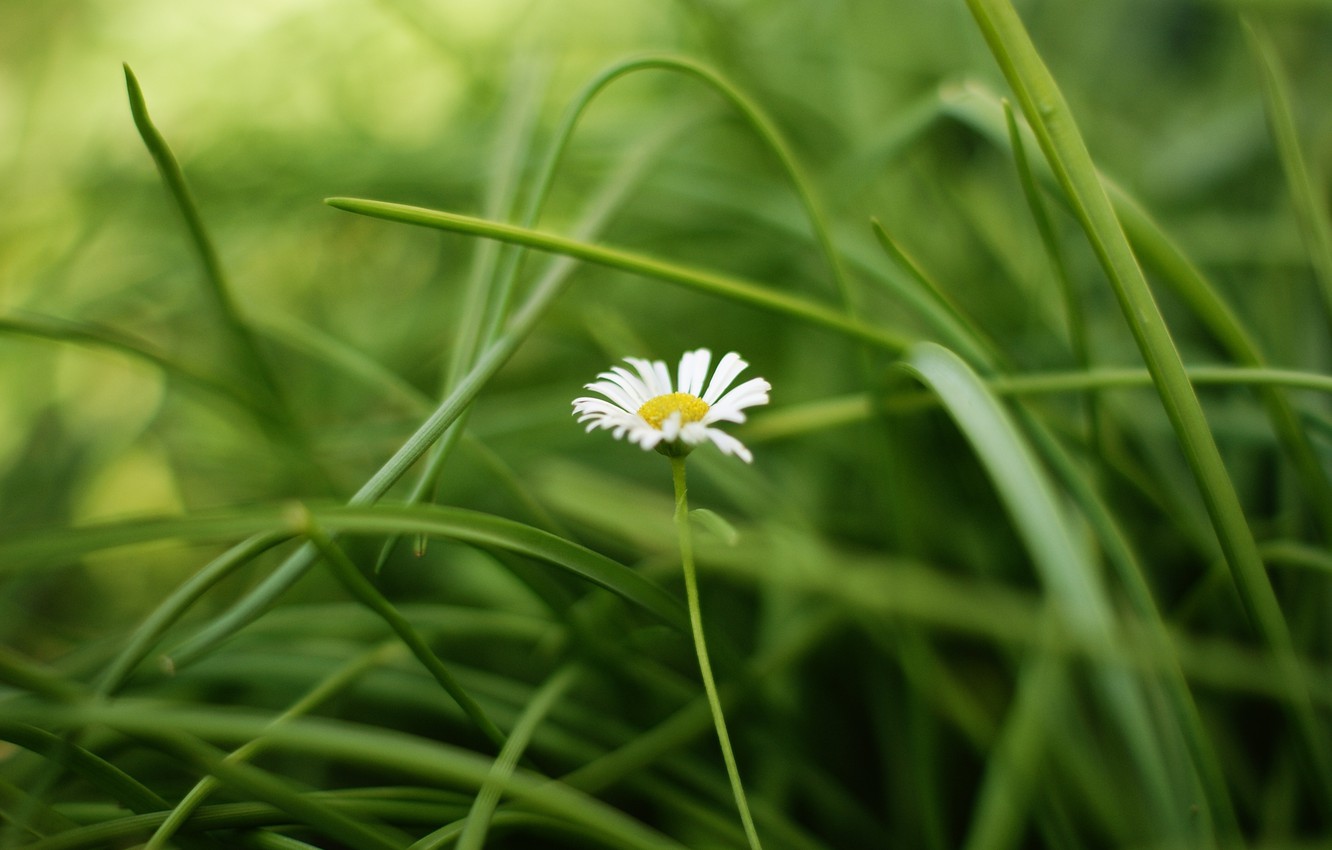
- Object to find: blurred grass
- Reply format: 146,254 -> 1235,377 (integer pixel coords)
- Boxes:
2,1 -> 1332,848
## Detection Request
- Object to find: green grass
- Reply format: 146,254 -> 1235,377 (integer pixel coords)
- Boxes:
2,2 -> 1332,848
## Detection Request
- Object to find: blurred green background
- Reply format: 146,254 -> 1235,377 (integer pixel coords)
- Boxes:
3,1 -> 1332,847
5,0 -> 1325,542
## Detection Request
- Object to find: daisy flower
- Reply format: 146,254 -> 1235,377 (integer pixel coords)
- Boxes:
572,349 -> 770,463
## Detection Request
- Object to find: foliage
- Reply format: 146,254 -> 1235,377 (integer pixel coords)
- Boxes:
2,1 -> 1332,848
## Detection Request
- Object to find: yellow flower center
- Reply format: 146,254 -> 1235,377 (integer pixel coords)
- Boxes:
637,392 -> 709,430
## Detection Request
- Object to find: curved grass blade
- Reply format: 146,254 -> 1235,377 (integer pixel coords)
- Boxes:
143,733 -> 404,850
899,346 -> 1109,647
316,505 -> 688,633
960,1 -> 1332,802
143,645 -> 398,850
325,197 -> 910,353
0,315 -> 259,420
14,703 -> 688,850
554,55 -> 855,311
0,723 -> 168,814
389,51 -> 860,567
901,342 -> 1196,844
0,503 -> 688,635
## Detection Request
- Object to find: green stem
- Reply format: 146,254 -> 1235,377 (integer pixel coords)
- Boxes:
669,456 -> 763,850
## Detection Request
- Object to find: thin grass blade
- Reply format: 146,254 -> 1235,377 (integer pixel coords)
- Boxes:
1244,20 -> 1332,327
325,197 -> 910,352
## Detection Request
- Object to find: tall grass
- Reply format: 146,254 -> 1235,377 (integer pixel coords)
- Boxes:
2,2 -> 1331,848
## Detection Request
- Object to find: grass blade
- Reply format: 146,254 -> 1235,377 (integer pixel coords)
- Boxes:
143,645 -> 397,850
870,220 -> 1001,366
123,65 -> 286,416
0,315 -> 258,419
560,55 -> 855,310
962,0 -> 1332,802
750,364 -> 1332,442
451,665 -> 580,850
0,504 -> 689,635
0,723 -> 168,814
146,733 -> 404,850
325,197 -> 910,352
940,82 -> 1332,537
384,102 -> 676,570
1244,19 -> 1332,326
164,252 -> 574,665
8,703 -> 688,850
902,341 -> 1197,842
296,509 -> 508,751
899,345 -> 1107,647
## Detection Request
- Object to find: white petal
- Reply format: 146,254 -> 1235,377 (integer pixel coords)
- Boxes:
675,350 -> 695,394
582,380 -> 638,414
704,376 -> 771,424
600,367 -> 652,406
630,425 -> 664,450
679,421 -> 710,445
573,400 -> 631,423
626,357 -> 668,397
652,359 -> 674,394
702,352 -> 747,404
575,404 -> 642,436
660,411 -> 682,442
571,398 -> 619,417
678,348 -> 711,397
702,426 -> 753,463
